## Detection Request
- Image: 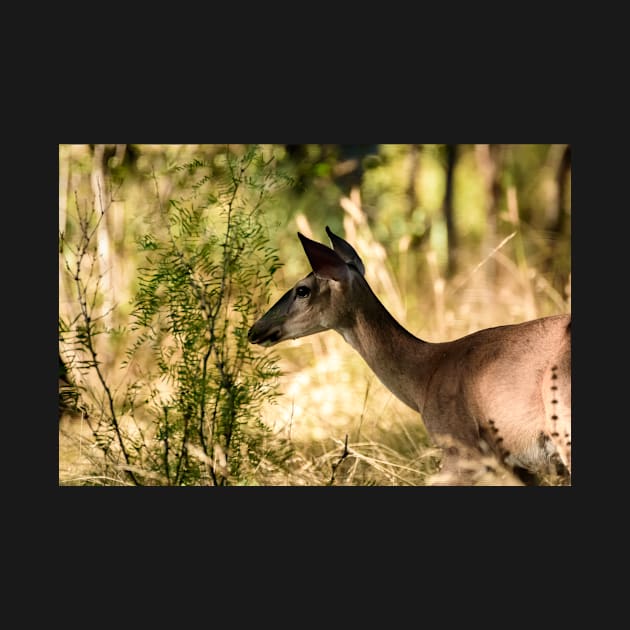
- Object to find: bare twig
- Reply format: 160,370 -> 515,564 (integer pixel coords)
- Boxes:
329,433 -> 350,485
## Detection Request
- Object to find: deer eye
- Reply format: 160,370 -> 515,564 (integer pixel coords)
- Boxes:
296,286 -> 310,298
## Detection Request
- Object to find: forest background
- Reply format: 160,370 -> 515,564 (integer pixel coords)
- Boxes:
58,143 -> 571,486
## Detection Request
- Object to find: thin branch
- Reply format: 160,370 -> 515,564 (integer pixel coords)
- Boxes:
448,231 -> 517,296
66,194 -> 140,485
329,434 -> 350,485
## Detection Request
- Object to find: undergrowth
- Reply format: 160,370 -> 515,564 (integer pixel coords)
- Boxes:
60,146 -> 293,485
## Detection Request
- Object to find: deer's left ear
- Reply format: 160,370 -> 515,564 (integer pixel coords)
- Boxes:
298,232 -> 350,283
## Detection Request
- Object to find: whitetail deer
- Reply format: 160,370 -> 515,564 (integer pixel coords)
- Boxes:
248,227 -> 571,485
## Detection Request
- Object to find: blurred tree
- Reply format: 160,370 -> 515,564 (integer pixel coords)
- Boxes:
475,143 -> 504,284
284,144 -> 380,197
546,144 -> 571,290
443,144 -> 458,276
88,143 -> 140,178
404,144 -> 431,253
554,144 -> 571,236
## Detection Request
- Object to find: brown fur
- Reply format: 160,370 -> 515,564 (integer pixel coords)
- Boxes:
249,229 -> 571,485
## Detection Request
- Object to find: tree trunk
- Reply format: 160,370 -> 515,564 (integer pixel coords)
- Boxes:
443,144 -> 458,277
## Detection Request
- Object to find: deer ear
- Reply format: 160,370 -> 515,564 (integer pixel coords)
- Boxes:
325,226 -> 365,276
297,232 -> 350,282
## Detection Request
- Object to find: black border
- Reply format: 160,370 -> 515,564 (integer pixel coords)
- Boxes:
51,91 -> 582,571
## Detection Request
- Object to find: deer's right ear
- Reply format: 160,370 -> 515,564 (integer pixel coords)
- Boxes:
325,226 -> 365,276
297,232 -> 350,282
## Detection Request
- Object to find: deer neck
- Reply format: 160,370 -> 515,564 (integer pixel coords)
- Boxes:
336,279 -> 435,413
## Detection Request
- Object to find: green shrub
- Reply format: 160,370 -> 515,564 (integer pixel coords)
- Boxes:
60,146 -> 291,485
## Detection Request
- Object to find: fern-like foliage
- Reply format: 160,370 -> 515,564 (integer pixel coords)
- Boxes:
61,145 -> 292,486
127,146 -> 288,485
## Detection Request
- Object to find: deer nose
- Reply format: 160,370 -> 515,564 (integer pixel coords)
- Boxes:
248,321 -> 266,344
248,320 -> 282,346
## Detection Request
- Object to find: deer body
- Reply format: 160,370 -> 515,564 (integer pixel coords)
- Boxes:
248,227 -> 571,484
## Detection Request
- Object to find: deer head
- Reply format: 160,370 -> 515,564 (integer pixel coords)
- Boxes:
248,227 -> 364,347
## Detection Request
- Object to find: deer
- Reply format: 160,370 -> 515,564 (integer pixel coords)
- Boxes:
248,227 -> 571,485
